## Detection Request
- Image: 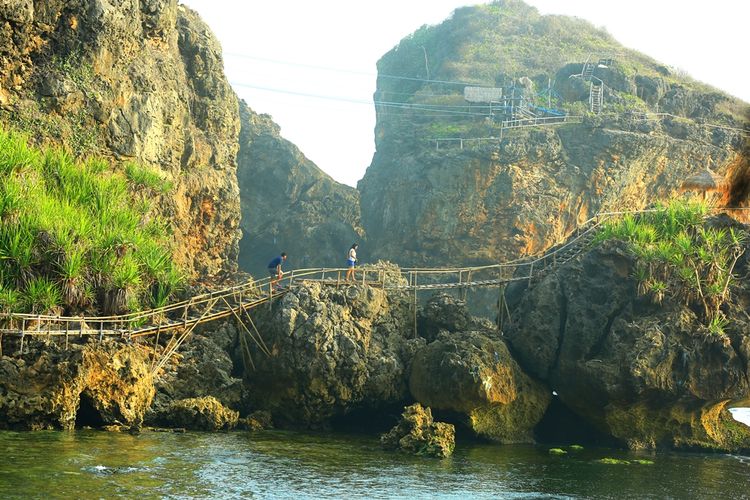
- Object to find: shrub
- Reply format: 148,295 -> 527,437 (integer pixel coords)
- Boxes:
0,127 -> 183,316
596,200 -> 747,336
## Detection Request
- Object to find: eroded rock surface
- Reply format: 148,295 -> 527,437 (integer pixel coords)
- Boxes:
0,0 -> 241,277
380,403 -> 455,458
0,341 -> 154,430
410,330 -> 550,443
506,232 -> 750,451
245,280 -> 422,426
161,396 -> 238,431
147,324 -> 246,424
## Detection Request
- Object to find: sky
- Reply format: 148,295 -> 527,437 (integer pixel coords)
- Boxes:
181,0 -> 749,187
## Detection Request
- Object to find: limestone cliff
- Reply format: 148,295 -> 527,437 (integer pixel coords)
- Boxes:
236,101 -> 363,276
358,0 -> 750,267
505,217 -> 750,451
0,0 -> 241,278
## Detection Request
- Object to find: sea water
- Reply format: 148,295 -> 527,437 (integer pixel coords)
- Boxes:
0,429 -> 748,499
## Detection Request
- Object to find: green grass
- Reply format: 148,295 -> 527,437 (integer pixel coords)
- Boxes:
0,128 -> 183,316
595,200 -> 747,335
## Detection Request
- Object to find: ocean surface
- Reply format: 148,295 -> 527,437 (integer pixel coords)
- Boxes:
1,429 -> 749,499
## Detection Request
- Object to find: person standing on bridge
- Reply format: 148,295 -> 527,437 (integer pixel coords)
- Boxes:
346,244 -> 358,281
268,252 -> 287,290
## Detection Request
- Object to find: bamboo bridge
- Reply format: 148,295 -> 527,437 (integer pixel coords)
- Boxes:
0,207 -> 744,374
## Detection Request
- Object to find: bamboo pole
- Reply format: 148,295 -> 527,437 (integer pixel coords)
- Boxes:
413,272 -> 418,339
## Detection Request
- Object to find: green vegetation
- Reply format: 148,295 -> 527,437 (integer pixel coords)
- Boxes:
597,458 -> 630,465
0,128 -> 182,316
595,200 -> 747,336
597,457 -> 654,465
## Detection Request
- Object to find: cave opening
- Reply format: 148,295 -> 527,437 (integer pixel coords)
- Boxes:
75,392 -> 106,429
329,402 -> 409,435
534,395 -> 620,447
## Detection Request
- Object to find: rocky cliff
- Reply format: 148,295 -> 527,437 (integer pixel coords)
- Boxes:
358,0 -> 750,267
236,101 -> 363,276
0,0 -> 241,278
505,215 -> 750,451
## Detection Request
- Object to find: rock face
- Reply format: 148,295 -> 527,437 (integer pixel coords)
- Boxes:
358,1 -> 749,268
244,280 -> 422,426
0,341 -> 154,430
410,330 -> 550,443
236,101 -> 363,276
160,396 -> 238,431
380,403 -> 455,458
0,0 -> 241,278
505,234 -> 750,450
147,324 -> 246,424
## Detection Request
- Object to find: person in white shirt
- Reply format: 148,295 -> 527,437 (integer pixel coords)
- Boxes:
346,243 -> 358,281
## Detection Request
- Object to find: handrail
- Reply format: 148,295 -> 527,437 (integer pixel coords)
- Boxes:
1,206 -> 748,327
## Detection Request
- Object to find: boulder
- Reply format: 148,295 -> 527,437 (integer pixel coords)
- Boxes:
238,410 -> 273,431
147,324 -> 246,424
380,403 -> 455,458
162,396 -> 238,431
410,330 -> 550,443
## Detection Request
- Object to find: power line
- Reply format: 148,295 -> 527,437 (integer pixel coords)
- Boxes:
225,52 -> 478,87
231,81 -> 493,117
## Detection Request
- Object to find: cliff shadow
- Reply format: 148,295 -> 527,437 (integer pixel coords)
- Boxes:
533,395 -> 620,447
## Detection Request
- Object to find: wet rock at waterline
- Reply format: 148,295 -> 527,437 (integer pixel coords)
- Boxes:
238,410 -> 274,431
410,330 -> 550,443
0,341 -> 154,430
160,396 -> 239,431
146,325 -> 246,425
381,403 -> 455,458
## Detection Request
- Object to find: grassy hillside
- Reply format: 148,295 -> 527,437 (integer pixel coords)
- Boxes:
0,128 -> 181,317
374,0 -> 748,141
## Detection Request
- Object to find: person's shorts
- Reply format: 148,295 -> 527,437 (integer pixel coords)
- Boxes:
268,268 -> 278,278
347,259 -> 356,268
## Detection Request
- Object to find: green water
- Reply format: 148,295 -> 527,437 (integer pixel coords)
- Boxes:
1,430 -> 749,499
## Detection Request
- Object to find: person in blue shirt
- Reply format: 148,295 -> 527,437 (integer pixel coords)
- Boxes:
267,252 -> 287,289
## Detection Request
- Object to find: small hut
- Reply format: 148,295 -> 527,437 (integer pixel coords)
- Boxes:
680,168 -> 725,200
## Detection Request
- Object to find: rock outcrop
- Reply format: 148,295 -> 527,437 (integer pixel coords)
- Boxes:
0,0 -> 241,278
358,0 -> 750,268
160,396 -> 239,431
0,341 -> 154,430
244,279 -> 423,426
505,224 -> 750,450
380,403 -> 455,458
236,101 -> 363,276
410,330 -> 550,443
147,324 -> 246,424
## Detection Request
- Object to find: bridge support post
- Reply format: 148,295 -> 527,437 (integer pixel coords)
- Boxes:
413,272 -> 418,339
18,318 -> 24,354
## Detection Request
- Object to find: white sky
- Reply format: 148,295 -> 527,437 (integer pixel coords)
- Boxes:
181,0 -> 749,187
